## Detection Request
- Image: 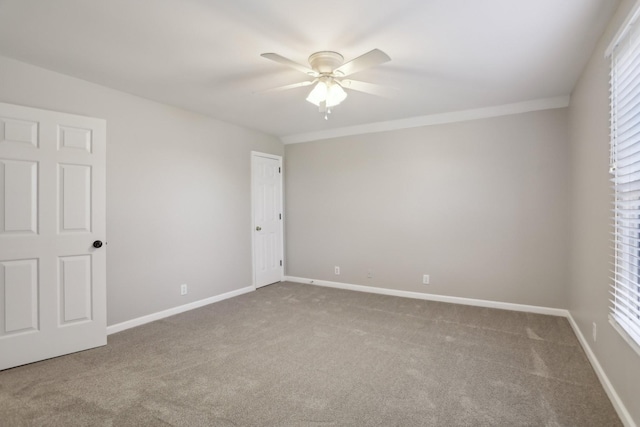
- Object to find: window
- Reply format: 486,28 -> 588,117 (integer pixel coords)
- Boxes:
609,6 -> 640,351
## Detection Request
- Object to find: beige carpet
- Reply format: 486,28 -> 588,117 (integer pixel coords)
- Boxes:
0,282 -> 621,426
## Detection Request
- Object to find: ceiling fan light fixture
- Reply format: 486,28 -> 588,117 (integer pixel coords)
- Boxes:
306,79 -> 347,111
326,82 -> 347,107
263,49 -> 390,118
306,81 -> 328,106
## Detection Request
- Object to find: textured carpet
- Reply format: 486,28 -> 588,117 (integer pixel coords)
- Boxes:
0,282 -> 621,426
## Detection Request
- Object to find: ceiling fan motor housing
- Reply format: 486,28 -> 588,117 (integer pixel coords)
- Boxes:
308,51 -> 344,74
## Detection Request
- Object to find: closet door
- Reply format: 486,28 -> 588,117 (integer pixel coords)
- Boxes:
0,102 -> 106,370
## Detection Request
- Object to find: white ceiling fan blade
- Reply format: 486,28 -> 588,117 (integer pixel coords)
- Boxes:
261,53 -> 317,76
255,80 -> 316,94
334,49 -> 391,77
338,79 -> 394,97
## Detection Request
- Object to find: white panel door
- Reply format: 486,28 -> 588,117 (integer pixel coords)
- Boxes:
0,102 -> 106,371
252,153 -> 283,288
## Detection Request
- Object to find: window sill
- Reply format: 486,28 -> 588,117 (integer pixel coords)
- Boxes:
609,315 -> 640,358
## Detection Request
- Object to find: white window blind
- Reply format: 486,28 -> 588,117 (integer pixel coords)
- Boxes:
610,18 -> 640,349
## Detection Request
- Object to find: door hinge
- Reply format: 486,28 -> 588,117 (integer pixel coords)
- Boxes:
280,260 -> 283,266
278,167 -> 281,173
279,213 -> 282,220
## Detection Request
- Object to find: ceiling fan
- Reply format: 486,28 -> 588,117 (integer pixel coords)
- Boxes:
260,49 -> 391,119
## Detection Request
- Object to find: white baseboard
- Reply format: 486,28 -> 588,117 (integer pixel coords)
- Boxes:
566,314 -> 636,427
106,285 -> 255,335
284,276 -> 568,316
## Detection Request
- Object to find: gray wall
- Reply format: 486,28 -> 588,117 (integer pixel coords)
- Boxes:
568,0 -> 640,423
285,109 -> 569,308
0,55 -> 283,326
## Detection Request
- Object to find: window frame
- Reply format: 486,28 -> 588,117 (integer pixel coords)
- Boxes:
608,2 -> 640,357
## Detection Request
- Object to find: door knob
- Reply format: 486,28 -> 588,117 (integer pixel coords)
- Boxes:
93,240 -> 103,248
256,226 -> 262,231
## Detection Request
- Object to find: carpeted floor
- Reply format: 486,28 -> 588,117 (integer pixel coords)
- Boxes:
0,282 -> 621,426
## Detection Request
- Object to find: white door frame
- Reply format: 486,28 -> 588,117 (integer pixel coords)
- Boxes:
251,151 -> 283,289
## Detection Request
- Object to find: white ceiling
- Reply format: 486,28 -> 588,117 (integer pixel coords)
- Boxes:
0,0 -> 620,140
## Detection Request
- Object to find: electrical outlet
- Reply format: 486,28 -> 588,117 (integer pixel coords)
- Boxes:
592,322 -> 597,342
180,284 -> 188,296
422,274 -> 430,285
367,270 -> 373,279
334,266 -> 340,275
